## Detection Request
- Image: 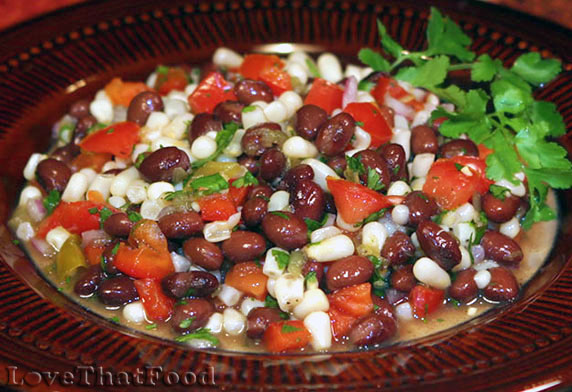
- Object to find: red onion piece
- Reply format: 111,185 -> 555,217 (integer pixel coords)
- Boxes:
26,198 -> 46,222
342,75 -> 358,108
384,93 -> 414,120
81,230 -> 110,248
471,245 -> 485,263
30,237 -> 55,257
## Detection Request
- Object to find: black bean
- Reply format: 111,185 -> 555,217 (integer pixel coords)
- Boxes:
242,197 -> 268,227
259,149 -> 286,182
481,231 -> 523,265
73,115 -> 97,143
213,100 -> 244,124
103,213 -> 133,237
138,147 -> 190,182
188,113 -> 222,142
74,265 -> 104,297
404,191 -> 439,226
354,149 -> 391,190
183,238 -> 223,270
381,231 -> 415,265
416,220 -> 461,271
222,231 -> 267,263
449,268 -> 478,303
158,211 -> 204,239
241,122 -> 286,157
35,158 -> 71,193
315,112 -> 355,156
69,99 -> 91,119
127,91 -> 164,125
97,276 -> 139,306
246,307 -> 283,339
482,193 -> 520,223
295,104 -> 328,141
162,271 -> 219,298
378,143 -> 408,181
411,125 -> 438,155
326,255 -> 374,291
439,139 -> 479,159
171,299 -> 214,333
234,79 -> 274,104
291,179 -> 325,221
262,211 -> 308,250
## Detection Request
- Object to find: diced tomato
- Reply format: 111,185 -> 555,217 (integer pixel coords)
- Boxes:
304,78 -> 343,114
228,180 -> 252,207
37,201 -> 112,238
326,177 -> 400,225
134,278 -> 175,321
239,54 -> 284,80
225,261 -> 268,300
83,242 -> 106,265
328,282 -> 373,318
187,72 -> 236,114
80,122 -> 140,159
371,75 -> 391,104
114,220 -> 174,280
155,67 -> 188,95
423,156 -> 491,210
104,77 -> 152,107
478,143 -> 494,161
263,320 -> 311,352
328,306 -> 358,341
371,75 -> 424,111
344,102 -> 392,148
259,66 -> 292,96
409,285 -> 445,318
71,151 -> 112,172
197,193 -> 237,222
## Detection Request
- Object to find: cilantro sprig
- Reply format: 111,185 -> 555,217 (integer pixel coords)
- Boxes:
359,7 -> 571,229
191,122 -> 239,169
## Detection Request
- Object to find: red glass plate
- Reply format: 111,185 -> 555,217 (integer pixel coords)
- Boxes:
0,0 -> 571,390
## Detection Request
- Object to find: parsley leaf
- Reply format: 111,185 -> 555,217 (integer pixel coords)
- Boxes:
304,214 -> 328,232
242,105 -> 257,113
357,48 -> 390,72
489,184 -> 510,201
395,55 -> 450,89
272,249 -> 290,270
127,211 -> 142,222
265,295 -> 279,308
471,54 -> 502,82
179,317 -> 195,329
346,154 -> 365,174
270,211 -> 290,220
510,52 -> 561,86
305,58 -> 321,78
189,173 -> 229,196
232,172 -> 259,188
366,169 -> 384,191
174,328 -> 219,345
304,271 -> 317,284
281,324 -> 302,333
43,189 -> 61,215
425,7 -> 475,62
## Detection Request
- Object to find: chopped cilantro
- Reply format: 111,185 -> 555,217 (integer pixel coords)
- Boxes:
12,239 -> 20,245
304,271 -> 317,284
43,190 -> 61,215
58,123 -> 74,143
156,65 -> 169,75
366,168 -> 385,191
354,208 -> 388,227
145,323 -> 158,330
346,155 -> 365,175
357,79 -> 375,92
134,153 -> 146,169
179,317 -> 195,329
272,249 -> 290,270
355,121 -> 365,127
279,312 -> 290,320
454,163 -> 463,171
281,324 -> 302,333
174,328 -> 219,345
305,58 -> 321,78
111,242 -> 120,256
242,105 -> 257,113
264,295 -> 279,308
106,128 -> 115,134
176,299 -> 188,306
489,184 -> 510,201
304,214 -> 328,232
191,122 -> 239,169
88,207 -> 99,214
232,172 -> 259,188
189,173 -> 229,196
127,211 -> 142,222
110,316 -> 120,324
270,211 -> 290,220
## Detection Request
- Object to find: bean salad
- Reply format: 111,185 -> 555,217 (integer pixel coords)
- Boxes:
9,8 -> 571,352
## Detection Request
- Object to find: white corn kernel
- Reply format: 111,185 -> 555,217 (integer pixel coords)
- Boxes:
46,226 -> 72,251
411,153 -> 435,178
413,257 -> 451,289
264,100 -> 289,123
268,191 -> 290,212
474,270 -> 491,289
301,158 -> 339,192
241,106 -> 268,129
125,179 -> 148,204
500,217 -> 520,239
205,312 -> 224,334
351,126 -> 371,150
147,181 -> 175,200
317,53 -> 342,83
266,278 -> 277,297
410,177 -> 426,192
288,51 -> 311,71
282,136 -> 319,159
203,212 -> 241,242
88,174 -> 114,201
151,136 -> 187,152
279,91 -> 303,118
411,232 -> 420,248
240,297 -> 265,316
167,90 -> 188,102
249,100 -> 269,110
263,247 -> 289,278
495,177 -> 526,197
362,222 -> 388,254
108,196 -> 126,209
90,99 -> 113,124
392,205 -> 410,225
453,222 -> 476,248
395,302 -> 414,321
79,168 -> 97,185
170,252 -> 191,273
304,311 -> 332,351
310,226 -> 341,244
411,110 -> 432,128
123,302 -> 146,323
441,211 -> 458,227
344,64 -> 363,80
110,167 -> 140,197
16,222 -> 35,241
387,181 -> 411,197
456,203 -> 476,223
223,308 -> 246,336
391,128 -> 411,160
213,47 -> 243,68
61,172 -> 88,202
146,111 -> 170,132
162,113 -> 194,140
19,186 -> 42,206
217,284 -> 242,307
335,213 -> 361,232
453,246 -> 472,272
191,135 -> 217,160
223,128 -> 246,158
140,199 -> 165,220
146,72 -> 157,88
293,289 -> 329,320
184,83 -> 198,96
274,273 -> 305,312
163,98 -> 187,119
304,234 -> 355,262
131,143 -> 150,163
23,153 -> 47,180
460,166 -> 473,176
286,61 -> 308,85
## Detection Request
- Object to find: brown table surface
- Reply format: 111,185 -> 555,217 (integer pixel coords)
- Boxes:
0,0 -> 571,31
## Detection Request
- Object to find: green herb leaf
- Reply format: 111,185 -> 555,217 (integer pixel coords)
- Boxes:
179,317 -> 195,329
265,295 -> 279,308
425,7 -> 475,62
98,207 -> 113,228
174,328 -> 219,345
346,154 -> 365,175
281,324 -> 302,333
355,121 -> 364,127
110,316 -> 120,324
189,173 -> 229,196
270,211 -> 290,220
366,168 -> 384,191
357,80 -> 375,92
156,65 -> 169,75
357,48 -> 390,72
395,55 -> 450,89
127,211 -> 142,222
304,271 -> 317,284
163,190 -> 191,201
191,122 -> 239,169
471,54 -> 502,82
367,255 -> 383,269
354,208 -> 388,227
510,52 -> 561,86
304,214 -> 328,232
58,123 -> 74,143
145,323 -> 158,330
489,184 -> 510,201
111,242 -> 120,255
43,189 -> 61,216
134,153 -> 146,169
242,105 -> 257,113
490,79 -> 532,114
232,172 -> 259,188
376,19 -> 404,58
305,58 -> 321,78
272,249 -> 290,270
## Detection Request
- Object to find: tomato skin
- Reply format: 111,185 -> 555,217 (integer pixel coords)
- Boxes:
326,177 -> 397,225
344,102 -> 392,148
187,72 -> 236,114
104,78 -> 151,107
228,180 -> 251,207
304,78 -> 343,114
260,66 -> 292,96
263,320 -> 311,352
71,152 -> 112,172
452,156 -> 492,194
155,67 -> 188,95
371,75 -> 424,111
114,220 -> 174,280
225,261 -> 268,300
197,193 -> 237,222
409,285 -> 445,318
239,54 -> 283,80
80,122 -> 140,159
37,201 -> 113,238
83,242 -> 106,265
327,282 -> 373,340
134,278 -> 175,321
